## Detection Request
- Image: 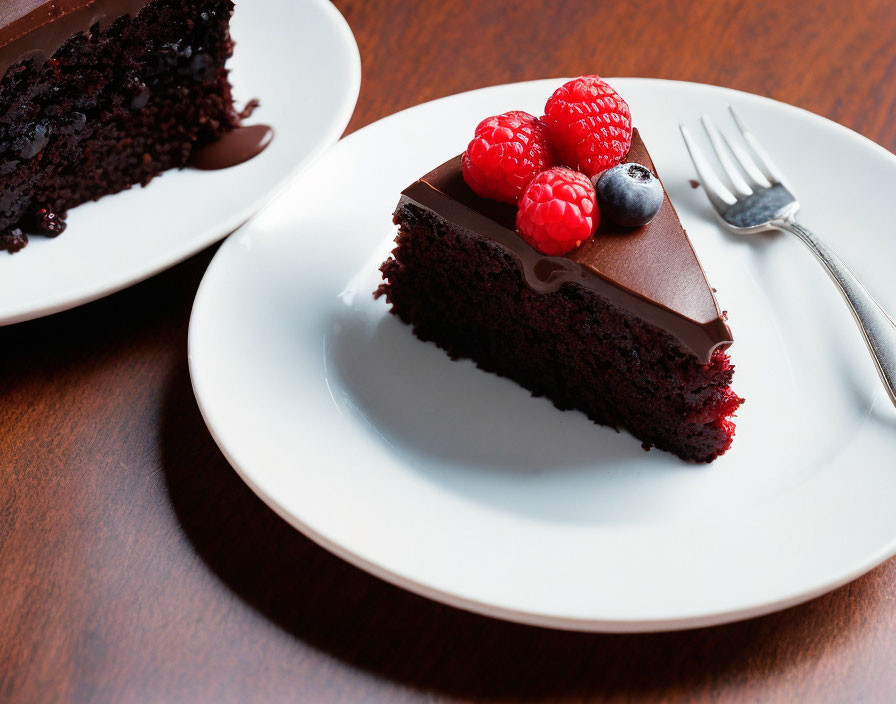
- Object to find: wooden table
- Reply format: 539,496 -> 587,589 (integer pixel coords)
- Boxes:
3,0 -> 896,700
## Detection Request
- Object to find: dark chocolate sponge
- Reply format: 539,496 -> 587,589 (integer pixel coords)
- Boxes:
0,0 -> 238,253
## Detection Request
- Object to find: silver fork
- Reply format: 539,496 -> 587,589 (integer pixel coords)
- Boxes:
680,107 -> 896,408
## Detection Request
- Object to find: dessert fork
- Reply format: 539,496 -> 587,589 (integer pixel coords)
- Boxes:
680,107 -> 896,408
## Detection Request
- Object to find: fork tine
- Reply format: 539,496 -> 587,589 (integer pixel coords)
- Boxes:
716,125 -> 773,189
679,124 -> 738,212
728,105 -> 786,186
700,115 -> 754,196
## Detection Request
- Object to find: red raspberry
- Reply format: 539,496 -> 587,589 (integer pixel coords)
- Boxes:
515,167 -> 598,255
542,75 -> 632,178
462,111 -> 556,203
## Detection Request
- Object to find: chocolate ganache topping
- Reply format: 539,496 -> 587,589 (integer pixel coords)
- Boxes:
189,124 -> 274,170
398,129 -> 733,363
0,0 -> 153,78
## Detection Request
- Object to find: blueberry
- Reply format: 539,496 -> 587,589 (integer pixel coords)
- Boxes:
594,163 -> 663,227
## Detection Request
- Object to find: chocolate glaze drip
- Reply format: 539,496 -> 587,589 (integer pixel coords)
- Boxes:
0,0 -> 153,78
189,124 -> 274,170
399,130 -> 733,363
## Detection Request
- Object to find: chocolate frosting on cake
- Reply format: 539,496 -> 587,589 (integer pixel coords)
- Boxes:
0,0 -> 153,77
398,129 -> 733,363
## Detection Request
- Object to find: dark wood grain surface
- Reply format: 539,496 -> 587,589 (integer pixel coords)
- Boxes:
3,1 -> 896,701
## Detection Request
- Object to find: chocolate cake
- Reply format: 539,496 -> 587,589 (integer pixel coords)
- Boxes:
0,0 -> 241,253
377,130 -> 743,462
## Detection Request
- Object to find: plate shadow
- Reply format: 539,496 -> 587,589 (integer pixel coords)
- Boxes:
324,307 -> 708,525
162,361 -> 875,701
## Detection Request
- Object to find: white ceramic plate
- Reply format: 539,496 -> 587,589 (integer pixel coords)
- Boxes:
0,0 -> 360,326
189,79 -> 896,632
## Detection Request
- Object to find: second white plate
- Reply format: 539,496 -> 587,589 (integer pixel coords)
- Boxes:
189,78 -> 896,632
0,0 -> 360,325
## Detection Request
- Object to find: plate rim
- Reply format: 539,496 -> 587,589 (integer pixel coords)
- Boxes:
188,77 -> 896,633
0,0 -> 361,327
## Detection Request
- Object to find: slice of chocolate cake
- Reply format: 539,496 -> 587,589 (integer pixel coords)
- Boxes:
377,130 -> 743,462
0,0 -> 240,253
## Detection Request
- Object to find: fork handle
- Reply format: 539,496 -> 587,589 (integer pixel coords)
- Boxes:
775,219 -> 896,408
